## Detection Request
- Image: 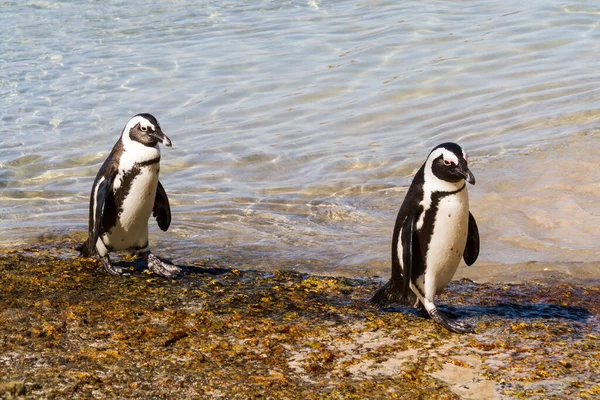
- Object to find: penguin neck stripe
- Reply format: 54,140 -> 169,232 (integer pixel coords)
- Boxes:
434,183 -> 466,198
137,157 -> 161,167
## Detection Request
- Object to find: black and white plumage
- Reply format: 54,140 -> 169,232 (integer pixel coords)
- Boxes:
372,142 -> 480,333
80,113 -> 180,278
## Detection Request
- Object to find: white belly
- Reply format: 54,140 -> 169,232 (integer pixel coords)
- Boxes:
103,165 -> 159,250
423,190 -> 469,298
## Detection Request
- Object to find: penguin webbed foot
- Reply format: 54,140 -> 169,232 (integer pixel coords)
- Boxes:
440,308 -> 461,319
147,253 -> 181,278
429,308 -> 474,334
100,255 -> 129,276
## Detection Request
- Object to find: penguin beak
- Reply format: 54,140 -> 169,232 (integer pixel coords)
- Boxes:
150,129 -> 172,147
459,164 -> 476,185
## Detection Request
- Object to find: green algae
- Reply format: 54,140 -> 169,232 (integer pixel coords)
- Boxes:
0,241 -> 598,399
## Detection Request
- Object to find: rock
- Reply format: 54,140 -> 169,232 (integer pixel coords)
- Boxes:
0,381 -> 26,396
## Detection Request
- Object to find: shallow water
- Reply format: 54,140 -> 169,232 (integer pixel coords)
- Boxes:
2,0 -> 600,283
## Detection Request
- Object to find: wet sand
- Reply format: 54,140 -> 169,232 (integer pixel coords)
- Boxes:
1,240 -> 599,399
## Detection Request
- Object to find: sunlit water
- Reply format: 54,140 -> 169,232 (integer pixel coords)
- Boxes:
2,0 -> 600,284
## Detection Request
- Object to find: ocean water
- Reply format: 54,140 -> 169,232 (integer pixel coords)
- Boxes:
1,0 -> 600,283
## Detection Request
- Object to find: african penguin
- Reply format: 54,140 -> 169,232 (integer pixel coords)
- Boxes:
80,113 -> 180,278
372,142 -> 480,333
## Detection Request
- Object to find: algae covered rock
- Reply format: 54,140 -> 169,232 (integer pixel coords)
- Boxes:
0,242 -> 598,399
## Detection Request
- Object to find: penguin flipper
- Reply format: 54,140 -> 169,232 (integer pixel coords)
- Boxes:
153,180 -> 171,231
371,213 -> 417,307
463,211 -> 480,266
400,212 -> 415,303
88,172 -> 116,255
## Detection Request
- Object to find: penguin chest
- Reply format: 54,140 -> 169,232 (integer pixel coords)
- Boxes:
119,166 -> 158,228
424,191 -> 469,294
106,164 -> 159,249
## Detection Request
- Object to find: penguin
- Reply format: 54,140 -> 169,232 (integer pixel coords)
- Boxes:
371,142 -> 480,333
80,113 -> 181,278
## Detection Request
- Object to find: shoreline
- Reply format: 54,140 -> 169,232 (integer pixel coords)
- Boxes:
1,241 -> 599,399
2,231 -> 600,287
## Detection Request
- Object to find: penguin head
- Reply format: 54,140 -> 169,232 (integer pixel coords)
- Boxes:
124,113 -> 172,148
428,142 -> 475,185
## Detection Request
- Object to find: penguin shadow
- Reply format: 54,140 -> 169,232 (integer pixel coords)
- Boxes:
447,302 -> 591,322
383,302 -> 591,323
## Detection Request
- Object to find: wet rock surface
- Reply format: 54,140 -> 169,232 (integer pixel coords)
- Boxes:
1,240 -> 599,399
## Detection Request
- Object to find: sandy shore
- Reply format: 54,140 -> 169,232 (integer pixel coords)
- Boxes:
1,240 -> 599,399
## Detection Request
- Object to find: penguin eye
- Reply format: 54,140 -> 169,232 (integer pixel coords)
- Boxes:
443,159 -> 453,166
140,126 -> 148,132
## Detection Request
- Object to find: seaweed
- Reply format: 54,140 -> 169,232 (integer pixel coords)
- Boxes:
0,240 -> 598,399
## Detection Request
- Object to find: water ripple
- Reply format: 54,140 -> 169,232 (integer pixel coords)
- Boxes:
1,0 -> 600,281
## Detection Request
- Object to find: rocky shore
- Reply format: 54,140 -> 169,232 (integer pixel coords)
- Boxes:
1,239 -> 599,399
